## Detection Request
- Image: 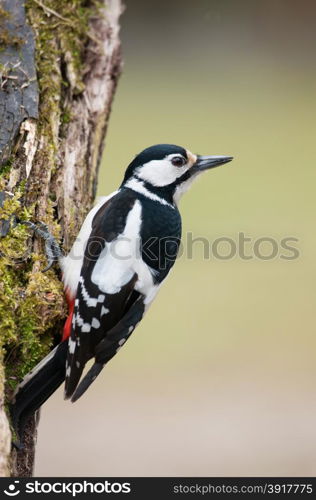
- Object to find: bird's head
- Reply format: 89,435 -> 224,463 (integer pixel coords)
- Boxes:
122,144 -> 233,204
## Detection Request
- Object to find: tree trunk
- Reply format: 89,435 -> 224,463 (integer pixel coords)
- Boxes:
0,0 -> 122,477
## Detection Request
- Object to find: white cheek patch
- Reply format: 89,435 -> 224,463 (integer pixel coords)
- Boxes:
136,158 -> 188,187
173,175 -> 198,205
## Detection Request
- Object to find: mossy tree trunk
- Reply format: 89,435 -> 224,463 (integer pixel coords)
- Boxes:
0,0 -> 122,477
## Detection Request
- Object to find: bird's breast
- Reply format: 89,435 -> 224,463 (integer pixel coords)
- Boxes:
138,197 -> 182,282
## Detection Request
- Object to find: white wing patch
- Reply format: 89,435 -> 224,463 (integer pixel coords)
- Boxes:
79,277 -> 105,307
81,323 -> 91,333
91,317 -> 100,329
101,305 -> 109,316
61,192 -> 117,298
90,199 -> 157,303
68,338 -> 76,354
92,200 -> 140,294
74,310 -> 91,333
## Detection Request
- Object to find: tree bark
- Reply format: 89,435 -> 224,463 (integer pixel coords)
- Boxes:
0,0 -> 122,477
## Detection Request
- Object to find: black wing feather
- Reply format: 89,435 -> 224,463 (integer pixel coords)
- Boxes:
71,294 -> 145,402
64,190 -> 142,400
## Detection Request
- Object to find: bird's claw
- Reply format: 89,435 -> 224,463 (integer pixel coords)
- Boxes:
21,221 -> 63,271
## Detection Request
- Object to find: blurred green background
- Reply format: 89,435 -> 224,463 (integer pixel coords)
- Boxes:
36,0 -> 316,476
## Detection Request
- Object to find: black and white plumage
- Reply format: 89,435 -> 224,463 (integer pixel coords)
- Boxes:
10,144 -> 233,441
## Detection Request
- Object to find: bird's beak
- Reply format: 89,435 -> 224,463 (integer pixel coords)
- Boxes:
194,155 -> 233,172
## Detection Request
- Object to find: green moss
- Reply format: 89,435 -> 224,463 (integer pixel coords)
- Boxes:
0,192 -> 64,396
1,0 -> 100,398
3,266 -> 66,391
0,6 -> 11,20
61,108 -> 72,125
0,5 -> 23,50
26,0 -> 100,137
5,269 -> 65,387
0,187 -> 66,392
0,28 -> 24,48
0,158 -> 12,176
21,0 -> 102,192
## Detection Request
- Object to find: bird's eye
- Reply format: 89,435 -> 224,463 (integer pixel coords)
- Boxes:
171,156 -> 186,167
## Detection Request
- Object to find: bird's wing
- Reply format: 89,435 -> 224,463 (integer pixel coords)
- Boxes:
64,190 -> 147,400
71,294 -> 146,402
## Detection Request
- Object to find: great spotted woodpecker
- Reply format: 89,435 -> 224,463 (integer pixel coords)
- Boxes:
10,144 -> 232,443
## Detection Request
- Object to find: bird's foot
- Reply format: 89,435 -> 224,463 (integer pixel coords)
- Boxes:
1,191 -> 63,270
21,221 -> 63,271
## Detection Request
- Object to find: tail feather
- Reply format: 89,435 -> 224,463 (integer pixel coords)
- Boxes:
10,340 -> 68,445
63,341 -> 86,401
70,362 -> 104,403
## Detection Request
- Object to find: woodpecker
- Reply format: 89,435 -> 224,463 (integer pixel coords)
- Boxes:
10,144 -> 232,443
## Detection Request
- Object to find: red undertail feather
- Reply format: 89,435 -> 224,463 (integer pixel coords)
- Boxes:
62,291 -> 75,341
